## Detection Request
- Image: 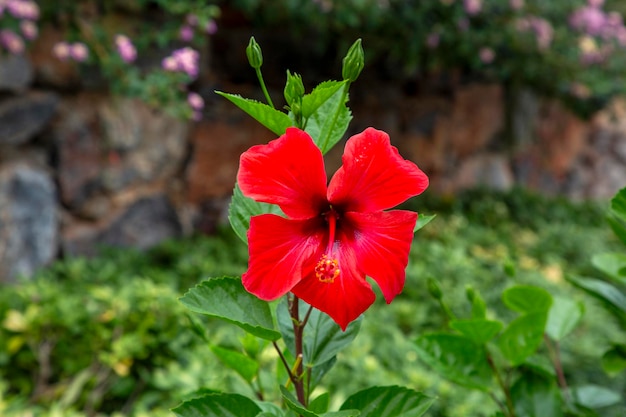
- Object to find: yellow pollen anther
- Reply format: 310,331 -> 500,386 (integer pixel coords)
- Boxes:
315,254 -> 340,283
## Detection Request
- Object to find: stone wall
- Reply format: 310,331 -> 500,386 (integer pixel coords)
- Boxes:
1,36 -> 625,283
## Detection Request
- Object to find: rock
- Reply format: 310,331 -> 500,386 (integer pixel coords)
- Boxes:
62,194 -> 182,257
185,118 -> 275,203
53,94 -> 188,213
53,93 -> 106,209
0,92 -> 59,145
454,153 -> 514,191
99,98 -> 189,188
0,54 -> 34,92
28,25 -> 82,88
0,164 -> 58,283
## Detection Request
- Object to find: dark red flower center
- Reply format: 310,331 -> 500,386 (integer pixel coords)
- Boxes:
315,208 -> 341,283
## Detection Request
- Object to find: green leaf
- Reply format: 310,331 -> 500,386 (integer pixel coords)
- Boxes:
210,345 -> 258,383
567,275 -> 626,322
414,333 -> 492,390
302,80 -> 348,119
450,319 -> 503,345
280,386 -> 360,417
502,285 -> 553,314
277,298 -> 362,367
414,214 -> 436,233
172,393 -> 262,417
309,393 -> 330,414
601,344 -> 626,375
180,277 -> 281,341
305,84 -> 352,154
545,296 -> 584,341
608,187 -> 626,245
523,355 -> 556,379
229,184 -> 284,244
510,372 -> 563,417
256,401 -> 285,416
340,386 -> 435,417
570,385 -> 622,409
498,312 -> 547,366
591,253 -> 626,284
216,91 -> 293,135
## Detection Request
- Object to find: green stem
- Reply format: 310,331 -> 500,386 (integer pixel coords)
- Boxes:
255,67 -> 275,108
486,349 -> 517,417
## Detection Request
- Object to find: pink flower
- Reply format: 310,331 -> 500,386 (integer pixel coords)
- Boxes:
464,0 -> 482,15
204,20 -> 218,35
516,16 -> 553,50
70,42 -> 89,62
587,0 -> 604,7
479,47 -> 495,63
6,0 -> 39,20
114,34 -> 137,63
19,20 -> 37,40
510,0 -> 524,10
52,41 -> 71,60
185,13 -> 199,27
570,6 -> 607,36
187,92 -> 204,110
163,47 -> 200,79
426,32 -> 440,48
0,29 -> 24,54
179,25 -> 194,42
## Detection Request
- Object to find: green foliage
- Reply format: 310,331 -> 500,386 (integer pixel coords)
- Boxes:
180,277 -> 281,341
2,189 -> 625,416
224,0 -> 626,117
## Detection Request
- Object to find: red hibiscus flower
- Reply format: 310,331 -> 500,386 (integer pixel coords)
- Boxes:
238,127 -> 429,330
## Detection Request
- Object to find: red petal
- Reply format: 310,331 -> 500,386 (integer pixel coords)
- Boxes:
238,127 -> 328,220
327,128 -> 429,212
291,238 -> 376,330
344,210 -> 417,303
243,214 -> 324,300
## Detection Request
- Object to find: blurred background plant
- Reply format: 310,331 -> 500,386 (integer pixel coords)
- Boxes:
3,0 -> 624,119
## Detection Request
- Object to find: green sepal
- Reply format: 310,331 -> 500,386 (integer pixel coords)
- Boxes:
414,214 -> 436,233
179,277 -> 281,341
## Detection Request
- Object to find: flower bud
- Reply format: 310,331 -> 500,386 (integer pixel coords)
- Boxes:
427,278 -> 443,300
246,36 -> 263,69
284,70 -> 304,107
342,38 -> 364,82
